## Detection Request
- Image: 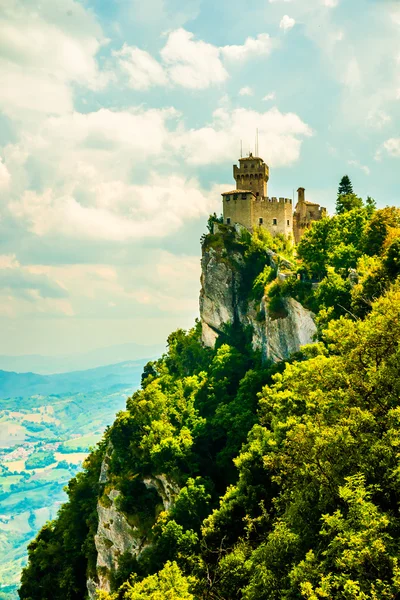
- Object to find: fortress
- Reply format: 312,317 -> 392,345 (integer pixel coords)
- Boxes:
221,154 -> 326,243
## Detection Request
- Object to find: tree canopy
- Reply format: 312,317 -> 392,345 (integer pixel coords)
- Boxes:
19,194 -> 400,600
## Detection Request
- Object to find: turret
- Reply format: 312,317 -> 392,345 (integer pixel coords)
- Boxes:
297,187 -> 305,203
233,153 -> 269,198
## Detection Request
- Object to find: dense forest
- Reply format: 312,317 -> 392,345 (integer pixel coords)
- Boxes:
19,179 -> 400,600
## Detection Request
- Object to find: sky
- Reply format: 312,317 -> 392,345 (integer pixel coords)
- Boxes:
0,0 -> 399,357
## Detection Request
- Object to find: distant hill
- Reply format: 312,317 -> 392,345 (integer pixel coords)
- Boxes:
0,360 -> 149,399
0,342 -> 165,375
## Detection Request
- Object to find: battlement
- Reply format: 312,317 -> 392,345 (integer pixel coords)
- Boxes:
221,153 -> 324,241
261,197 -> 292,205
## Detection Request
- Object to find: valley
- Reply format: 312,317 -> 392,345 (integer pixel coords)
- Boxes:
0,360 -> 149,599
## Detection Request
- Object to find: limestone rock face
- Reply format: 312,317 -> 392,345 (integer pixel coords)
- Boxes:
264,297 -> 317,362
93,488 -> 143,595
87,451 -> 179,599
200,237 -> 317,361
199,246 -> 245,345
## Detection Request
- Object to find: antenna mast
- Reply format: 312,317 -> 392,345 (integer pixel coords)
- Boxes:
240,139 -> 243,158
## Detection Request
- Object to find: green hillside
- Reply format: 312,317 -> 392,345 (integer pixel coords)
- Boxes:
0,361 -> 147,599
18,192 -> 400,600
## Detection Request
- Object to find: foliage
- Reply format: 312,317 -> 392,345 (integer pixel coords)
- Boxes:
336,193 -> 363,215
97,561 -> 196,600
25,451 -> 55,470
362,206 -> 400,256
337,174 -> 353,197
20,205 -> 400,600
206,213 -> 223,234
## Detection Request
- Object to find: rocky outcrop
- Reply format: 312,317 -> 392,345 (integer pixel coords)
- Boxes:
200,245 -> 245,347
87,449 -> 179,599
263,297 -> 317,361
143,474 -> 180,512
200,230 -> 317,361
93,488 -> 144,595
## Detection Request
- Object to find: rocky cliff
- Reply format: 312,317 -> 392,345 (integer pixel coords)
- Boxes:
200,224 -> 317,360
83,226 -> 316,597
87,445 -> 180,598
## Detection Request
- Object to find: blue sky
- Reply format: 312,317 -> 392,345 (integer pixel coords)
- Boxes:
0,0 -> 399,356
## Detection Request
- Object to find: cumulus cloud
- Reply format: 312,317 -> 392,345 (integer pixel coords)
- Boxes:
113,30 -> 274,91
239,86 -> 253,96
160,28 -> 228,89
0,0 -> 106,117
0,159 -> 11,189
220,33 -> 273,62
112,45 -> 168,90
366,109 -> 391,129
280,15 -> 296,31
0,253 -> 70,306
263,91 -> 276,101
323,0 -> 339,7
172,106 -> 312,167
8,175 -> 217,242
376,138 -> 400,160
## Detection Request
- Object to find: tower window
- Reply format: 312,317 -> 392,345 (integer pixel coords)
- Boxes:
259,218 -> 263,225
241,193 -> 247,199
227,218 -> 231,225
256,192 -> 259,197
233,194 -> 238,200
225,195 -> 230,201
287,220 -> 290,226
273,218 -> 277,225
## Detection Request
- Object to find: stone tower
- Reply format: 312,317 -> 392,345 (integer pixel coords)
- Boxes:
221,154 -> 293,237
293,187 -> 327,243
233,153 -> 269,198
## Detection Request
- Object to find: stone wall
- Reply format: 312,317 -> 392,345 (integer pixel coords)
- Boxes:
222,192 -> 253,229
253,197 -> 293,237
223,195 -> 293,237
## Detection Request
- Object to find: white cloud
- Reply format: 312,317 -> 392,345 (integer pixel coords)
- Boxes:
269,0 -> 293,3
343,57 -> 361,88
280,15 -> 296,31
113,30 -> 274,91
221,33 -> 273,62
239,86 -> 253,96
348,159 -> 370,176
366,109 -> 391,129
172,106 -> 312,167
160,28 -> 228,89
0,159 -> 11,190
8,175 -> 217,242
263,92 -> 276,101
113,44 -> 168,90
0,253 -> 74,317
323,0 -> 339,7
0,0 -> 106,117
376,138 -> 400,160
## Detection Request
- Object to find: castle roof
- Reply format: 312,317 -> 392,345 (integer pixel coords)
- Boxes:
221,189 -> 255,196
239,155 -> 263,162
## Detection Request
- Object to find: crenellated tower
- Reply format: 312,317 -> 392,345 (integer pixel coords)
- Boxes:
221,153 -> 326,242
233,154 -> 269,198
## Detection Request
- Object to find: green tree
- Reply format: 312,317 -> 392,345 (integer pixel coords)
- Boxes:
336,193 -> 363,215
362,206 -> 400,256
337,175 -> 354,197
97,561 -> 196,600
